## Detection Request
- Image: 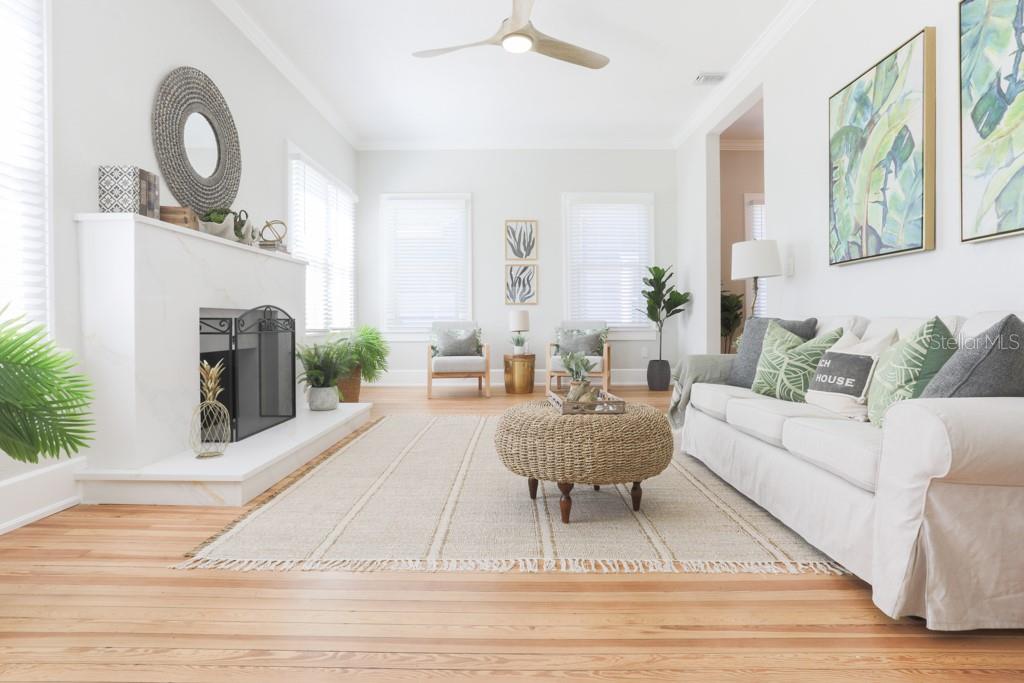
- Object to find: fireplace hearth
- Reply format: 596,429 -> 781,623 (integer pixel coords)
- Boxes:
199,305 -> 296,441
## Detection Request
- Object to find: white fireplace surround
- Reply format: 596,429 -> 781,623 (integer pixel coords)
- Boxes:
72,213 -> 370,506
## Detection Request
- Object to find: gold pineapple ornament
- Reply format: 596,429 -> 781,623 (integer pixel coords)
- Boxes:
189,359 -> 231,458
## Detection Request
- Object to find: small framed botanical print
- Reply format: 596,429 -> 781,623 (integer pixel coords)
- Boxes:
505,220 -> 538,260
505,264 -> 538,305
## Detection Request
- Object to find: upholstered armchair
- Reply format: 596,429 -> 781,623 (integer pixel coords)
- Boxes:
545,320 -> 611,392
427,321 -> 490,398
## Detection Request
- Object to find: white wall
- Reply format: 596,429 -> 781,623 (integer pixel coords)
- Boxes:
51,0 -> 357,356
357,149 -> 678,384
676,0 -> 1024,355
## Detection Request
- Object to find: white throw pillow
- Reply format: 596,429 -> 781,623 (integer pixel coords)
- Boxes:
804,331 -> 896,421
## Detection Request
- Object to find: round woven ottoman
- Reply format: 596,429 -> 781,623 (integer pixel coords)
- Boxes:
494,401 -> 674,523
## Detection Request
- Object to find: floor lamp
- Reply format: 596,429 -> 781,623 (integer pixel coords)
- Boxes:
731,240 -> 782,318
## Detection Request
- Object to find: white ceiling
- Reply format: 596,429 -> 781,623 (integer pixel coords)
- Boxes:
231,0 -> 790,149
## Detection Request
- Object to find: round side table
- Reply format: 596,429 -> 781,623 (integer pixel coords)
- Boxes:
503,354 -> 535,394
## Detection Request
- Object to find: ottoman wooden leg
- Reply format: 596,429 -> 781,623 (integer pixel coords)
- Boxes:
593,485 -> 600,491
631,481 -> 642,511
557,482 -> 574,523
528,478 -> 538,500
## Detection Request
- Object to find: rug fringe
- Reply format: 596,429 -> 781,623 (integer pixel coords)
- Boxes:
174,556 -> 847,575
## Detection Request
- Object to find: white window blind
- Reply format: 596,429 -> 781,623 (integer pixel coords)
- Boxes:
0,0 -> 49,326
288,152 -> 356,331
381,194 -> 471,335
745,195 -> 769,318
564,193 -> 654,329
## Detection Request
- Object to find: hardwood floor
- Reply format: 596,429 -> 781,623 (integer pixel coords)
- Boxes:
1,386 -> 1021,681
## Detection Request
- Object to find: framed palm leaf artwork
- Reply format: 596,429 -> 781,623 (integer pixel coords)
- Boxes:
961,0 -> 1024,242
505,220 -> 538,260
828,28 -> 936,265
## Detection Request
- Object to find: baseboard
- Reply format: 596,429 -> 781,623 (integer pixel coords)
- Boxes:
0,457 -> 84,535
372,368 -> 650,388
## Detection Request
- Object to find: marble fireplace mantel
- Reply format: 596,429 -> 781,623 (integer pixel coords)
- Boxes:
73,213 -> 369,505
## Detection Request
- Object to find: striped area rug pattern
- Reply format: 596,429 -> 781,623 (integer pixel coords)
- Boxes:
179,414 -> 843,574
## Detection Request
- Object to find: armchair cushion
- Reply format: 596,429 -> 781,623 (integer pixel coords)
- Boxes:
555,326 -> 608,355
432,355 -> 486,373
550,354 -> 604,373
431,324 -> 482,357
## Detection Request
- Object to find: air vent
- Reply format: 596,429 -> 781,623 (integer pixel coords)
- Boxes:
695,72 -> 727,85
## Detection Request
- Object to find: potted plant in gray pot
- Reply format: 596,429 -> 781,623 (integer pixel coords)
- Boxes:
296,342 -> 351,410
640,265 -> 691,391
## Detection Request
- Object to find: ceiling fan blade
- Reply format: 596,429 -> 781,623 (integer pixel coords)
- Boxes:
525,26 -> 609,69
413,37 -> 499,58
509,0 -> 535,30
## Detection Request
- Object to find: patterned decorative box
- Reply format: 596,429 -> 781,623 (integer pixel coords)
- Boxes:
98,165 -> 160,218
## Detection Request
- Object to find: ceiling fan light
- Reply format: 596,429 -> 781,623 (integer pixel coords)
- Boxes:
502,33 -> 533,54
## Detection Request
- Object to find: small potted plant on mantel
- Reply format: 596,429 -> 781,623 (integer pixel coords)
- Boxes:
640,265 -> 691,391
296,343 -> 350,411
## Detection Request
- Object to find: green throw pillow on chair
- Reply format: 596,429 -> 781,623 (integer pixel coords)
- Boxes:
867,317 -> 957,425
752,321 -> 843,402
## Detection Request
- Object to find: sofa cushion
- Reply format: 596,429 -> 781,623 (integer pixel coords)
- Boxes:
550,355 -> 604,372
725,398 -> 843,447
432,355 -> 486,373
922,315 -> 1024,398
782,418 -> 882,492
804,330 -> 897,420
958,310 -> 1024,341
867,317 -> 958,425
751,322 -> 843,402
863,315 -> 963,340
690,383 -> 766,420
726,317 -> 818,388
816,315 -> 870,337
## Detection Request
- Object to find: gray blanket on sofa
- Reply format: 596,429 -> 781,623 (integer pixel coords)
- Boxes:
668,354 -> 735,429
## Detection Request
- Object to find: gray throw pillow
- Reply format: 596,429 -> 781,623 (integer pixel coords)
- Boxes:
556,328 -> 607,356
726,317 -> 818,388
433,328 -> 481,357
921,315 -> 1024,398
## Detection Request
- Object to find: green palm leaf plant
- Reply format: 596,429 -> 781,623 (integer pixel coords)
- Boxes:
640,266 -> 691,362
0,307 -> 93,463
344,325 -> 390,383
720,289 -> 744,352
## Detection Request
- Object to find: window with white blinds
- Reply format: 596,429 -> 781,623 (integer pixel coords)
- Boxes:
380,194 -> 471,335
564,193 -> 654,330
745,194 -> 769,318
1,0 -> 50,326
288,151 -> 356,331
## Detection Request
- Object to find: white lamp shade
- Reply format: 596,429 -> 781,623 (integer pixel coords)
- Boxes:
508,309 -> 530,332
731,240 -> 783,280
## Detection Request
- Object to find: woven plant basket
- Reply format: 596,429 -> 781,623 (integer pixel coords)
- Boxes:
337,364 -> 362,403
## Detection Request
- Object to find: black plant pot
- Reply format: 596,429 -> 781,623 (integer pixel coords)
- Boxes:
647,359 -> 671,391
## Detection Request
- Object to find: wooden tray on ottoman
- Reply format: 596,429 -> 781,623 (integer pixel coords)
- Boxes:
546,388 -> 626,415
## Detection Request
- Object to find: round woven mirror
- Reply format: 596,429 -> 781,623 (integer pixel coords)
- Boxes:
152,66 -> 241,216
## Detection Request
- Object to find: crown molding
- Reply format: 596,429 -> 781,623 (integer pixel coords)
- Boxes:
357,140 -> 677,152
211,0 -> 361,147
671,0 -> 817,147
719,139 -> 764,151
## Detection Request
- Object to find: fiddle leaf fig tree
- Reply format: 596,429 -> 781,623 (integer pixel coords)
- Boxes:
640,266 -> 691,361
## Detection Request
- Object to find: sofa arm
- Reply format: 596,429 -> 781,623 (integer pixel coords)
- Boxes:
881,398 -> 1024,487
668,354 -> 735,428
872,398 -> 1024,628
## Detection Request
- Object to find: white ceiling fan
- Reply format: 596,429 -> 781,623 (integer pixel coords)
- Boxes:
413,0 -> 610,70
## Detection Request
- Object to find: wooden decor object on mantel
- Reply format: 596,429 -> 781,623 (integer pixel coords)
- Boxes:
160,205 -> 199,230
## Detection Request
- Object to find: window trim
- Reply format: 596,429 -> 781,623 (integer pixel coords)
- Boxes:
744,193 -> 768,318
561,192 -> 657,338
286,141 -> 358,333
378,192 -> 473,342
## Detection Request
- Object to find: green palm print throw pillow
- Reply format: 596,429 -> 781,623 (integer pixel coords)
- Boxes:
867,317 -> 957,426
752,321 -> 843,402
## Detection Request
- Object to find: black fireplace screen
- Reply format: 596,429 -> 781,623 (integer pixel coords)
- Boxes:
199,305 -> 296,442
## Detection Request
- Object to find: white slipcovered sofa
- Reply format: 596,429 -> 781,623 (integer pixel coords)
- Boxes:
674,312 -> 1024,631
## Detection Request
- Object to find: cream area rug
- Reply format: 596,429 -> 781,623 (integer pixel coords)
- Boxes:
179,414 -> 844,574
